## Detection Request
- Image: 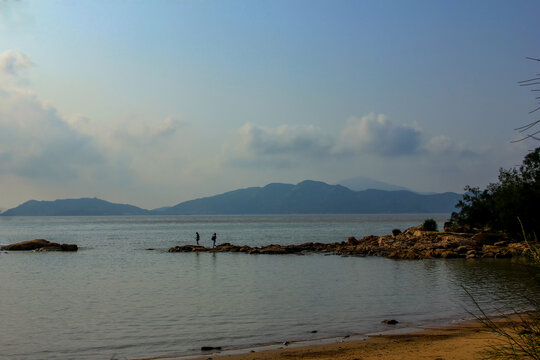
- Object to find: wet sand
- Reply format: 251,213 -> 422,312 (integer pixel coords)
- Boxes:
180,320 -> 509,360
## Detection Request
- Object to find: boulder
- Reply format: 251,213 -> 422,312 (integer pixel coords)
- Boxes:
456,245 -> 472,254
347,236 -> 359,245
1,239 -> 78,252
168,245 -> 208,252
472,232 -> 504,246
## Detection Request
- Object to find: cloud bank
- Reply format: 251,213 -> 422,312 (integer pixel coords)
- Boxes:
337,113 -> 422,156
225,113 -> 472,170
0,50 -> 192,206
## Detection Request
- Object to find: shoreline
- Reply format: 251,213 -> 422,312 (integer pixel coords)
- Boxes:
134,315 -> 512,360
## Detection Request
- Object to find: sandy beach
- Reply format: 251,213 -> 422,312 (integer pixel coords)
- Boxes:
176,320 -> 508,360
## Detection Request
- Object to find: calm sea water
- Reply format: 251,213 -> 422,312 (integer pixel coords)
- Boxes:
1,214 -> 538,360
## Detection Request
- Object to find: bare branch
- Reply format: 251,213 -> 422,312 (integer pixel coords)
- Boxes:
511,130 -> 540,143
520,82 -> 540,86
518,77 -> 540,84
529,106 -> 540,114
515,119 -> 540,132
514,57 -> 540,142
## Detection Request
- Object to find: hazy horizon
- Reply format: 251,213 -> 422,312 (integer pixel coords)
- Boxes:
2,176 -> 466,212
1,1 -> 538,209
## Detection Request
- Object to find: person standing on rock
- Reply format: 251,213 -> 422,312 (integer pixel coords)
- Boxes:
196,232 -> 200,246
211,233 -> 217,248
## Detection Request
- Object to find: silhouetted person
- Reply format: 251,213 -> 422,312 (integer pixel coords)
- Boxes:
196,232 -> 200,246
211,233 -> 217,248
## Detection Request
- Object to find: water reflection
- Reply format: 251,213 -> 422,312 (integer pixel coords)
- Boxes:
442,259 -> 539,312
2,216 -> 540,360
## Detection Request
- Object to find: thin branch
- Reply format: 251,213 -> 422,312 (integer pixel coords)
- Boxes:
529,106 -> 540,114
512,131 -> 540,143
526,57 -> 540,61
520,82 -> 540,87
519,77 -> 540,84
515,119 -> 540,131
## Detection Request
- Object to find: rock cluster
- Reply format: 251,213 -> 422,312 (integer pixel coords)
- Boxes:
168,225 -> 531,260
1,239 -> 78,252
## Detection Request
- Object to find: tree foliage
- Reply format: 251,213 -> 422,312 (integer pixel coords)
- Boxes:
422,218 -> 438,231
450,147 -> 540,237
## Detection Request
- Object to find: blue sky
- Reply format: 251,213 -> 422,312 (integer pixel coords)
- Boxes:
0,0 -> 538,209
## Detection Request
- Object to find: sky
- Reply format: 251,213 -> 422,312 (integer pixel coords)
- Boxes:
0,0 -> 539,210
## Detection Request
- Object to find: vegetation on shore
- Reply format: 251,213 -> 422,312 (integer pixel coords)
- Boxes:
449,147 -> 539,237
449,146 -> 539,359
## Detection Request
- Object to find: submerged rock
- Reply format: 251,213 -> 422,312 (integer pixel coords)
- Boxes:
201,346 -> 222,351
1,239 -> 78,252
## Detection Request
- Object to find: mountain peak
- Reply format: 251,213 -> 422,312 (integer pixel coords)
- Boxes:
337,176 -> 411,192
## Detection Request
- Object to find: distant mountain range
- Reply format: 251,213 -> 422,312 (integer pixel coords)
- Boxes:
1,180 -> 462,216
337,176 -> 412,192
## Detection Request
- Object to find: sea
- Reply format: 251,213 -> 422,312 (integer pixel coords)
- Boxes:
1,214 -> 539,360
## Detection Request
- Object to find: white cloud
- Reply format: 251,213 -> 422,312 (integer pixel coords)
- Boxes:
0,50 -> 205,209
222,122 -> 335,169
0,49 -> 33,78
226,114 -> 427,170
0,85 -> 106,181
117,115 -> 186,145
336,113 -> 423,156
224,115 -> 482,185
239,122 -> 334,156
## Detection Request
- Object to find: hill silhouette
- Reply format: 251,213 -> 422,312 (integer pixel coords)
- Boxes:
158,180 -> 461,215
1,181 -> 461,216
1,198 -> 150,216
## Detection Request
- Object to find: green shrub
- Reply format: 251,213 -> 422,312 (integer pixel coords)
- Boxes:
422,219 -> 438,231
392,228 -> 402,236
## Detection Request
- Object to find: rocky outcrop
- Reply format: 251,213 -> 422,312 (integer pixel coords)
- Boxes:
168,226 -> 531,260
1,239 -> 78,252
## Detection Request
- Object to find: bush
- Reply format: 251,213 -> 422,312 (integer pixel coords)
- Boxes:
422,219 -> 438,231
450,147 -> 539,236
392,228 -> 402,236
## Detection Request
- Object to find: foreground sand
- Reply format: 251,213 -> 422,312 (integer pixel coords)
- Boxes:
181,320 -> 508,360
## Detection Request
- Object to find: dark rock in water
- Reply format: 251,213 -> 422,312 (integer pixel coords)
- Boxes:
382,319 -> 399,325
1,239 -> 78,252
201,346 -> 222,351
311,330 -> 318,333
169,245 -> 209,253
1,239 -> 50,251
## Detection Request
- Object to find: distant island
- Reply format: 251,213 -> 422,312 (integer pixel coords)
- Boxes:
1,198 -> 151,216
1,180 -> 462,216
